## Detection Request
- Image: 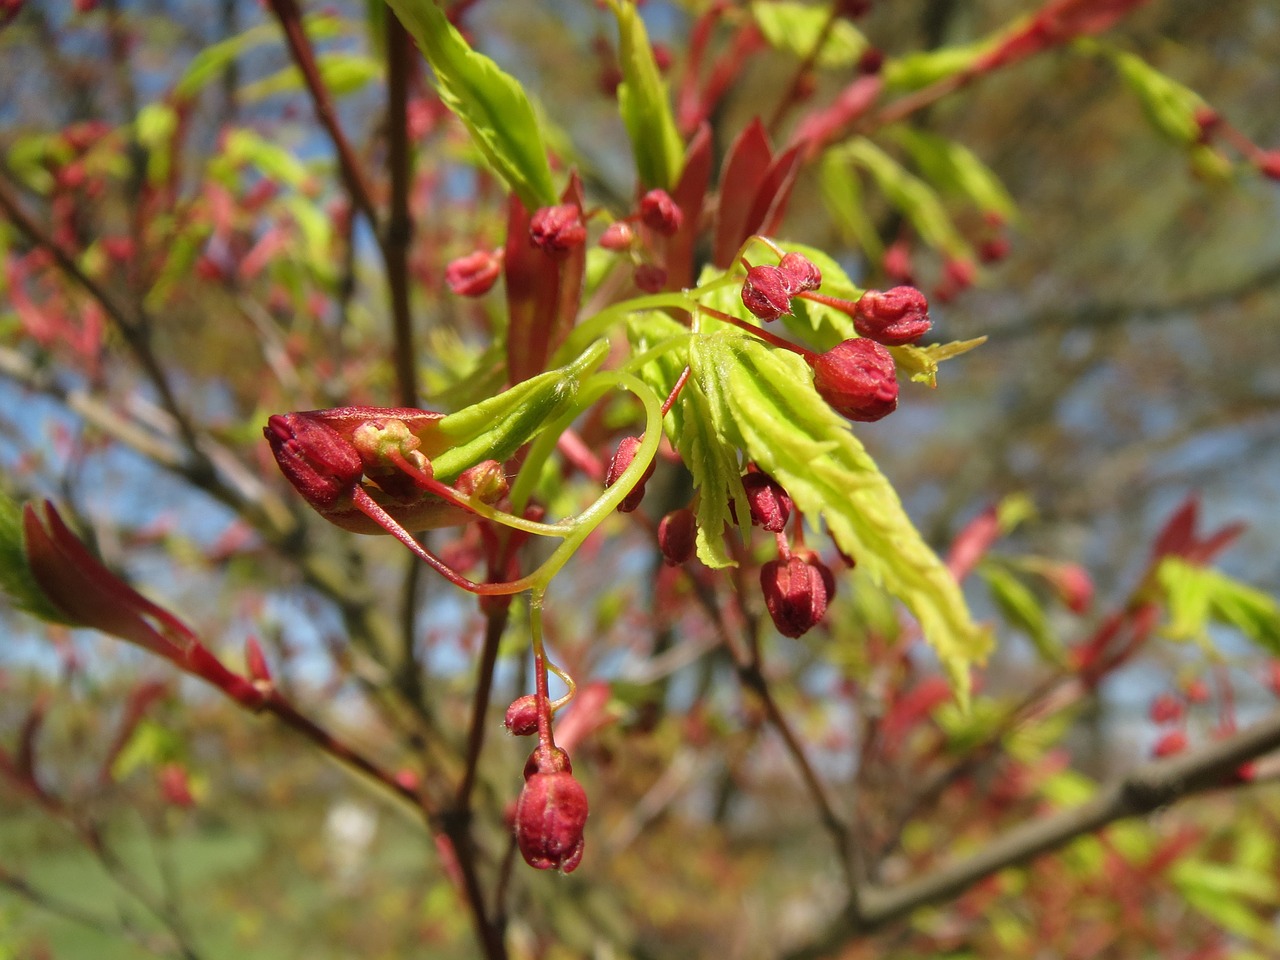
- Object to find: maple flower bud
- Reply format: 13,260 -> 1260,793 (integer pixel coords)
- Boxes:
1152,729 -> 1188,758
852,286 -> 931,345
1149,693 -> 1184,726
605,436 -> 656,513
454,459 -> 509,503
515,769 -> 589,872
760,555 -> 833,638
741,264 -> 793,321
264,413 -> 364,508
445,249 -> 502,297
634,263 -> 668,293
530,204 -> 587,258
524,744 -> 572,780
741,471 -> 793,532
505,695 -> 541,736
658,508 -> 696,566
778,252 -> 822,293
599,221 -> 634,251
639,189 -> 683,236
809,339 -> 899,422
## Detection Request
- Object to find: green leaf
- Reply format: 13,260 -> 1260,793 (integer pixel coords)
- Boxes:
694,334 -> 992,704
1089,42 -> 1207,146
175,13 -> 347,100
385,0 -> 558,209
239,53 -> 384,101
428,341 -> 609,480
110,718 -> 184,782
606,0 -> 685,191
882,40 -> 990,93
889,126 -> 1018,221
844,138 -> 970,258
890,336 -> 987,387
819,149 -> 883,261
221,128 -> 315,188
978,561 -> 1063,666
751,1 -> 868,69
135,103 -> 179,185
676,383 -> 745,569
1157,557 -> 1280,655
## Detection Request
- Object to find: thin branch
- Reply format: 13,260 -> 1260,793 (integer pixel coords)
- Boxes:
456,602 -> 511,810
787,709 -> 1280,957
384,13 -> 419,407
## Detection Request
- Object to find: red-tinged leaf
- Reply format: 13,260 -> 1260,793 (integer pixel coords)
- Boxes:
665,122 -> 713,289
99,680 -> 171,783
1150,495 -> 1199,560
1185,521 -> 1247,567
16,694 -> 50,783
554,173 -> 587,348
946,506 -> 1001,581
244,635 -> 272,684
552,681 -> 614,754
789,74 -> 883,157
504,194 -> 566,385
676,6 -> 725,134
749,141 -> 804,240
879,676 -> 953,757
713,118 -> 773,267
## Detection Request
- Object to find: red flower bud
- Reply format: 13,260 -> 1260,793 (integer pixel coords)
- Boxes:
639,189 -> 683,236
1257,150 -> 1280,182
1149,693 -> 1184,726
741,471 -> 793,532
530,204 -> 587,258
852,286 -> 931,346
760,555 -> 833,638
524,744 -> 572,779
857,47 -> 884,74
445,250 -> 502,297
778,252 -> 822,293
1152,729 -> 1188,758
599,221 -> 634,251
264,413 -> 364,508
809,339 -> 899,422
454,459 -> 509,503
658,508 -> 696,566
515,770 -> 589,873
634,263 -> 668,292
505,695 -> 541,736
741,264 -> 793,321
605,436 -> 656,513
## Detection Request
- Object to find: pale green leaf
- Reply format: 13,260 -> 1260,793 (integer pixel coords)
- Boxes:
1088,42 -> 1207,146
978,562 -> 1063,666
882,40 -> 990,93
222,128 -> 314,188
698,334 -> 992,704
890,126 -> 1018,221
890,336 -> 987,387
845,138 -> 970,258
751,1 -> 868,69
385,0 -> 558,209
819,149 -> 883,260
607,0 -> 685,191
1157,557 -> 1280,654
676,384 -> 745,569
176,13 -> 347,100
240,53 -> 384,101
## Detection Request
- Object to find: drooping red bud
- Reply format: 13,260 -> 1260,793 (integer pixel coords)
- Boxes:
741,264 -> 793,321
505,695 -> 541,736
1152,729 -> 1188,758
809,339 -> 899,422
658,508 -> 696,566
741,471 -> 793,532
444,250 -> 502,297
264,413 -> 365,508
1148,693 -> 1184,726
529,204 -> 587,258
599,221 -> 634,250
523,744 -> 572,780
634,263 -> 668,292
515,769 -> 589,872
639,189 -> 683,236
852,286 -> 931,345
778,252 -> 822,293
760,555 -> 833,638
605,436 -> 656,513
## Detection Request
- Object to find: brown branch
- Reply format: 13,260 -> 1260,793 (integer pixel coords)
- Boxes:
384,13 -> 419,407
786,709 -> 1280,958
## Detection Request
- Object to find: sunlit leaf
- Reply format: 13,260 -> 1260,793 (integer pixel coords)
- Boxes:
890,126 -> 1018,221
175,13 -> 348,100
890,337 -> 988,387
607,0 -> 686,191
978,561 -> 1063,666
1158,557 -> 1280,655
239,53 -> 384,101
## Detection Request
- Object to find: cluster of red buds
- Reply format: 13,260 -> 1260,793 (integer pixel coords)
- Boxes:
504,698 -> 589,873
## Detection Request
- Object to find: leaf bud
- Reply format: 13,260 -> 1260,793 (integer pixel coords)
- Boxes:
658,508 -> 696,566
778,252 -> 822,293
852,286 -> 931,345
741,471 -> 793,532
444,249 -> 502,297
741,264 -> 793,321
639,189 -> 683,236
809,339 -> 899,422
605,436 -> 656,513
505,695 -> 541,736
264,413 -> 365,508
760,555 -> 833,638
515,769 -> 589,873
529,204 -> 587,258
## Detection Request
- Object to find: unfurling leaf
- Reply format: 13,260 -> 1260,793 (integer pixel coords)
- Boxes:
606,0 -> 685,191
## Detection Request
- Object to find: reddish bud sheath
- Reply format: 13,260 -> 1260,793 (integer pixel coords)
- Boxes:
639,189 -> 683,236
741,264 -> 794,321
778,252 -> 822,293
658,509 -> 697,566
634,263 -> 668,292
445,250 -> 502,297
530,204 -> 587,258
809,339 -> 899,422
741,471 -> 793,532
760,555 -> 833,638
505,695 -> 541,736
1152,729 -> 1188,758
605,436 -> 656,513
852,286 -> 931,345
598,221 -> 634,251
264,413 -> 364,508
515,770 -> 589,872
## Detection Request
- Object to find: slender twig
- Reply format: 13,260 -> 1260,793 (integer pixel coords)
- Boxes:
456,602 -> 511,809
384,13 -> 419,407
